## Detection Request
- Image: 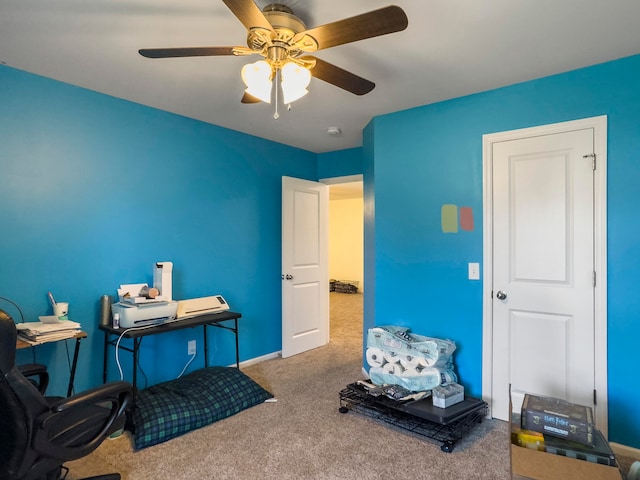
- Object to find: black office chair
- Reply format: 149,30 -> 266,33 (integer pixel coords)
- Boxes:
0,309 -> 133,480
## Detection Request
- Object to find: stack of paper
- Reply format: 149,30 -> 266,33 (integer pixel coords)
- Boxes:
16,321 -> 82,345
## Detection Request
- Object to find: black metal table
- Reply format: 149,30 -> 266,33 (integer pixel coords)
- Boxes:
339,381 -> 487,453
100,311 -> 241,404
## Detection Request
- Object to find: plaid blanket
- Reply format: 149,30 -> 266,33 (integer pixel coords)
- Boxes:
132,366 -> 272,449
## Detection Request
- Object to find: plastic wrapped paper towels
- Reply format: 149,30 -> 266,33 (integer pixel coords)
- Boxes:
366,326 -> 457,392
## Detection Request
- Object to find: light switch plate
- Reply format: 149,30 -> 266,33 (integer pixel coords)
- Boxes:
468,262 -> 480,280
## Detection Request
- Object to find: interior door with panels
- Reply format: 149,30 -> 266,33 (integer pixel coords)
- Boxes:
489,125 -> 599,421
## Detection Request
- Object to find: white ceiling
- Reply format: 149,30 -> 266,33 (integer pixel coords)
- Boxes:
2,1 -> 639,153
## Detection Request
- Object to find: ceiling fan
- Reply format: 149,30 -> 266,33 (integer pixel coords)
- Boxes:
139,0 -> 408,109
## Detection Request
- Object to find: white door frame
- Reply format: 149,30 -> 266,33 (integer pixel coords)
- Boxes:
481,116 -> 608,435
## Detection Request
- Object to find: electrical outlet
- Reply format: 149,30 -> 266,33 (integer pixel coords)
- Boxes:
188,340 -> 196,356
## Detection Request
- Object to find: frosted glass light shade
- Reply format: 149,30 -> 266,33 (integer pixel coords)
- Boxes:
241,60 -> 273,103
281,62 -> 311,104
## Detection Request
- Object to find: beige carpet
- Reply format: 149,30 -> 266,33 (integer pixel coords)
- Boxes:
65,293 -> 634,479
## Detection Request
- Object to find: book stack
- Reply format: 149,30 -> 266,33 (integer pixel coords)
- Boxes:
16,320 -> 82,345
512,394 -> 617,467
521,393 -> 595,447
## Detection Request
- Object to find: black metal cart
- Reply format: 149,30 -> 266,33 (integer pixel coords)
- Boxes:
339,382 -> 487,453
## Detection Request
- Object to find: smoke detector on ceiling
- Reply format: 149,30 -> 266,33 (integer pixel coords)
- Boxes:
326,127 -> 342,136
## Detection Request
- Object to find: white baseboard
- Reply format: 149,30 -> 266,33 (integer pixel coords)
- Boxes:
233,351 -> 281,369
611,442 -> 640,460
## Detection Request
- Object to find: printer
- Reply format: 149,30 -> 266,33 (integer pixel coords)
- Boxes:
112,301 -> 178,328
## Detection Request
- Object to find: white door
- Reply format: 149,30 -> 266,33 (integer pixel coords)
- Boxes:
281,176 -> 329,358
483,118 -> 610,427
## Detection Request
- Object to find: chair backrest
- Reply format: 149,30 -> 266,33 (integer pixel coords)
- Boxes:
0,310 -> 51,479
0,309 -> 16,373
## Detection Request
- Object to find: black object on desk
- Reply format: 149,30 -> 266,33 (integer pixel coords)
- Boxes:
100,311 -> 241,405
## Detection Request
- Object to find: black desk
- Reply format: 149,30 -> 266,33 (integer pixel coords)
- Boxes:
100,311 -> 241,402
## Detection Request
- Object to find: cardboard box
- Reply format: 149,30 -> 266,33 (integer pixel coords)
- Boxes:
510,388 -> 623,479
511,443 -> 623,480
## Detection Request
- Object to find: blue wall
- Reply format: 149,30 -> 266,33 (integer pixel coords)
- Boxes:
317,147 -> 363,179
3,52 -> 640,449
366,54 -> 640,447
0,65 -> 317,396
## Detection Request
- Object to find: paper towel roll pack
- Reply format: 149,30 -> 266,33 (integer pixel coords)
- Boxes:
367,326 -> 455,363
366,325 -> 458,392
369,364 -> 458,392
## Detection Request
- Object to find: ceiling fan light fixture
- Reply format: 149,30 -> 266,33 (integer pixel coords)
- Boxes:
139,3 -> 408,113
281,61 -> 311,104
241,60 -> 273,103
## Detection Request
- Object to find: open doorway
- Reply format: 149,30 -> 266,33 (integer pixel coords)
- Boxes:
327,179 -> 363,342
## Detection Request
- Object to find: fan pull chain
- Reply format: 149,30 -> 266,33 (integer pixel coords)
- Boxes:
273,69 -> 280,120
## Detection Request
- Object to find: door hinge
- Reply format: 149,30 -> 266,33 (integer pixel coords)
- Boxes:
583,153 -> 596,170
593,389 -> 597,406
593,271 -> 597,287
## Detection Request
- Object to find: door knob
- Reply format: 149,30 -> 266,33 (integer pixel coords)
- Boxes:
285,274 -> 293,280
496,290 -> 507,300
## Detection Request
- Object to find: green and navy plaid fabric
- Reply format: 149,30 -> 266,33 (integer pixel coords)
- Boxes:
133,366 -> 272,449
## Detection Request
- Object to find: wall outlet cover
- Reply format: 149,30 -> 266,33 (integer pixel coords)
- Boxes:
468,262 -> 480,280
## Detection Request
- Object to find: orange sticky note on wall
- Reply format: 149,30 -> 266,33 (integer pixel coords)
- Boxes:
460,207 -> 474,231
441,204 -> 458,233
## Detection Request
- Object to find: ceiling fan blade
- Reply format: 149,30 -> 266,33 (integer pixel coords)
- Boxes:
298,6 -> 408,51
303,56 -> 375,96
241,92 -> 262,104
221,0 -> 274,32
139,47 -> 239,58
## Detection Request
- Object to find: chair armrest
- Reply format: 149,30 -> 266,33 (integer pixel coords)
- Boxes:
34,381 -> 132,460
50,381 -> 132,413
18,363 -> 49,394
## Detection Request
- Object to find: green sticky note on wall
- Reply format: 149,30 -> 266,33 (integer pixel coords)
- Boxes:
441,204 -> 458,233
